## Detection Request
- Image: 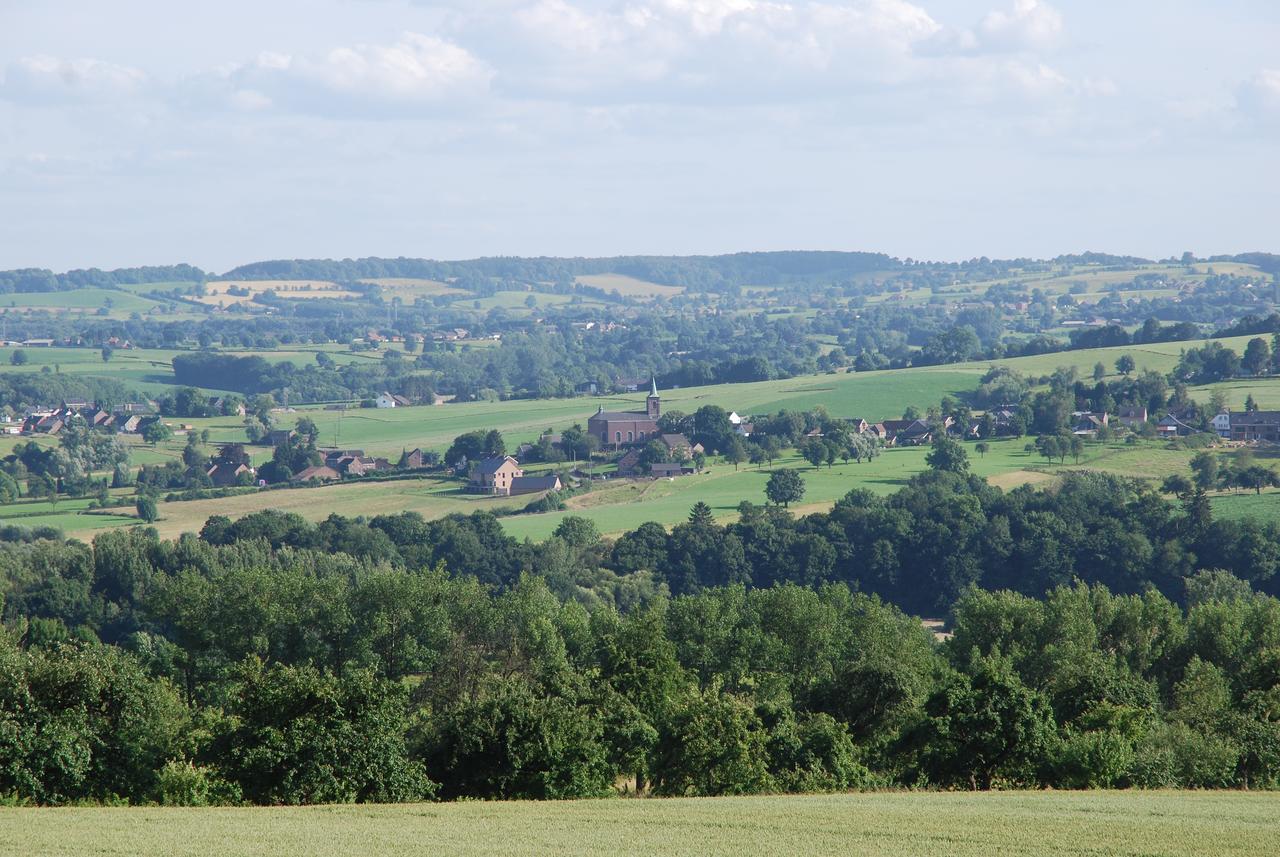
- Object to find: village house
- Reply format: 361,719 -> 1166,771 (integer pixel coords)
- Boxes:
587,378 -> 662,449
1157,413 -> 1199,438
375,392 -> 413,409
659,433 -> 703,457
292,465 -> 341,483
1227,410 -> 1280,442
1115,405 -> 1149,429
470,455 -> 523,495
401,448 -> 430,469
207,462 -> 253,487
210,397 -> 247,417
1212,412 -> 1232,438
879,417 -> 951,446
615,448 -> 643,477
509,473 -> 563,495
651,461 -> 696,478
1071,411 -> 1109,436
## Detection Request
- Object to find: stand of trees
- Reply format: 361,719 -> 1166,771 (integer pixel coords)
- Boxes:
2,467 -> 1280,804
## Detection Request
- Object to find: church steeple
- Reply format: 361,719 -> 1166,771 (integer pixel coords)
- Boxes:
646,376 -> 660,419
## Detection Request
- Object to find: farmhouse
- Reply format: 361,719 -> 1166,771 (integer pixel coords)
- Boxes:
509,474 -> 563,495
207,462 -> 252,487
470,455 -> 523,495
1071,411 -> 1109,436
1212,412 -> 1232,438
401,448 -> 430,469
587,378 -> 662,450
292,465 -> 341,483
1116,405 -> 1149,429
1157,414 -> 1199,437
1228,410 -> 1280,442
375,392 -> 413,409
659,433 -> 703,457
651,461 -> 696,478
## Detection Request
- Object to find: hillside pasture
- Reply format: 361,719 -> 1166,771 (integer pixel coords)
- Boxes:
3,791 -> 1274,857
576,273 -> 685,298
0,288 -> 194,320
146,477 -> 528,540
358,277 -> 469,300
198,280 -> 360,307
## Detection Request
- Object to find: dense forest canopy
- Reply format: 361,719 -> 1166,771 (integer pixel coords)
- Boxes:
2,467 -> 1279,806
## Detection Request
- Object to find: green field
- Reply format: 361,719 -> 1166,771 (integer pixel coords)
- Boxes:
0,287 -> 194,319
146,477 -> 528,540
576,273 -> 685,298
3,791 -> 1274,857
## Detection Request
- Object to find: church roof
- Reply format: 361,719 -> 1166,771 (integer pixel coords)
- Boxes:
649,376 -> 659,397
591,410 -> 654,422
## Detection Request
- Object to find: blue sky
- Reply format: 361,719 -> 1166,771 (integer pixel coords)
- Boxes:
2,0 -> 1277,271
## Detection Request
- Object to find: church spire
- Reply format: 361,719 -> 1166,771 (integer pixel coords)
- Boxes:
649,375 -> 659,397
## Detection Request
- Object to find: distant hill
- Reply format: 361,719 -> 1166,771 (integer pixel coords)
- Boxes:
218,251 -> 902,292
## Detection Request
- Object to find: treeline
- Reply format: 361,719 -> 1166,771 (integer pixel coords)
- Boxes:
2,518 -> 1277,806
221,252 -> 901,293
0,264 -> 205,294
0,372 -> 137,414
186,469 -> 1280,615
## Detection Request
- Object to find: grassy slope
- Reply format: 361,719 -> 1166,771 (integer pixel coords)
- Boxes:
3,791 -> 1276,857
5,333 -> 1279,539
145,478 -> 528,540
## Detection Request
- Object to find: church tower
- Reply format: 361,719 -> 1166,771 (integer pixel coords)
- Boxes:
646,376 -> 660,420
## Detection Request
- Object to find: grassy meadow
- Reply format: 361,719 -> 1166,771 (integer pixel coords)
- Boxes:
3,326 -> 1280,541
3,791 -> 1275,857
576,273 -> 685,298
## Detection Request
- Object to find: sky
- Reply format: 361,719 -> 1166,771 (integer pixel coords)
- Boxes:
1,0 -> 1278,273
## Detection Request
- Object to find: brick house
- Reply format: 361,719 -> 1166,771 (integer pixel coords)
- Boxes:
587,378 -> 661,450
1228,411 -> 1280,442
470,455 -> 524,495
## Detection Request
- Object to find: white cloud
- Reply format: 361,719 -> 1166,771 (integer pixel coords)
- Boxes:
977,0 -> 1063,51
1237,69 -> 1280,119
920,0 -> 1063,57
489,0 -> 946,98
201,32 -> 493,115
0,55 -> 148,104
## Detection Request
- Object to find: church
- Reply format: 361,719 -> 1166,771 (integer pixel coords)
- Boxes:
587,377 -> 661,449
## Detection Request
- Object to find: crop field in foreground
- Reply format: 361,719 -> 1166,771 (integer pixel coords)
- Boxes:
3,791 -> 1276,857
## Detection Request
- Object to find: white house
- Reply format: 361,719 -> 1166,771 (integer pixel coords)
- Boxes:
728,411 -> 743,425
1212,412 -> 1232,438
375,392 -> 398,409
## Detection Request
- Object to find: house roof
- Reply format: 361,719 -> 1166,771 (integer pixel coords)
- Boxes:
590,407 -> 654,422
1231,411 -> 1280,426
292,465 -> 340,482
475,455 -> 520,475
660,433 -> 692,448
510,475 -> 562,492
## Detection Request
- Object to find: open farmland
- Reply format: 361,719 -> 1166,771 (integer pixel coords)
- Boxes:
145,477 -> 528,540
3,791 -> 1275,857
576,273 -> 685,298
0,288 -> 199,320
358,277 -> 469,300
198,280 -> 360,307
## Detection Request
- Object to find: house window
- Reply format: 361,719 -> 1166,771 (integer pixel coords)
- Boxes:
627,431 -> 634,442
615,431 -> 622,443
638,431 -> 645,441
